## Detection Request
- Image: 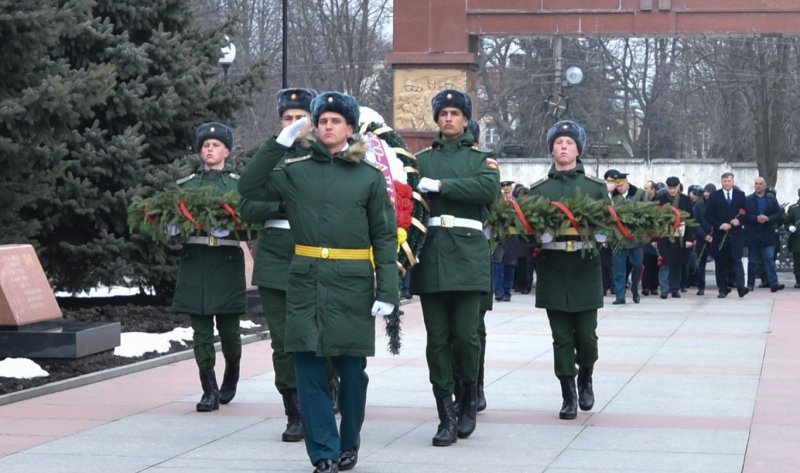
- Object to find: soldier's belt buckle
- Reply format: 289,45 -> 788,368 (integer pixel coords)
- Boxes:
208,236 -> 220,247
440,215 -> 455,228
320,247 -> 330,259
565,240 -> 576,252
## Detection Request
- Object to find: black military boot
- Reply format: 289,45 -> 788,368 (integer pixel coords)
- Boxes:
456,381 -> 478,439
558,376 -> 577,419
218,358 -> 240,405
196,368 -> 220,412
577,367 -> 595,411
432,395 -> 458,446
476,364 -> 487,412
280,388 -> 304,442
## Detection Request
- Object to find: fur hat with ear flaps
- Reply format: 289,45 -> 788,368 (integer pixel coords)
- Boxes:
431,89 -> 472,122
195,122 -> 234,151
546,120 -> 585,156
277,88 -> 318,117
311,92 -> 360,127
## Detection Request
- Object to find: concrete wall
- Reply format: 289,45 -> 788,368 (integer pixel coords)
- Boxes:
498,157 -> 800,205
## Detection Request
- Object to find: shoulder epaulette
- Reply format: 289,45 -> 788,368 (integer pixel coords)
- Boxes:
470,145 -> 492,153
528,176 -> 549,189
176,173 -> 196,185
228,173 -> 240,180
587,175 -> 605,185
285,154 -> 311,165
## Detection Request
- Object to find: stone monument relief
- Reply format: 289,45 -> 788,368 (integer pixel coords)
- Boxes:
393,69 -> 470,130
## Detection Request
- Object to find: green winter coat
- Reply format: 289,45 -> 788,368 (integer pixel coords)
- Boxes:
237,137 -> 399,357
785,201 -> 800,253
171,163 -> 247,316
528,161 -> 606,312
239,143 -> 308,291
410,133 -> 500,294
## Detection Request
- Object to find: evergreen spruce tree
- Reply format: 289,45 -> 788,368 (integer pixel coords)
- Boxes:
2,0 -> 266,298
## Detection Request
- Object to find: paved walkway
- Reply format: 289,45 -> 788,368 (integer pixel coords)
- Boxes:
1,274 -> 799,472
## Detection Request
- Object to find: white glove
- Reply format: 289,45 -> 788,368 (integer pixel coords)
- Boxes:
790,225 -> 797,233
276,116 -> 309,147
166,224 -> 180,236
540,232 -> 554,244
595,233 -> 608,243
371,300 -> 395,317
210,228 -> 230,238
417,177 -> 441,193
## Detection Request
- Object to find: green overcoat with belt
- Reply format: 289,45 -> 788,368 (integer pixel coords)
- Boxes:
171,163 -> 247,316
239,143 -> 308,291
528,161 -> 606,312
237,137 -> 399,357
785,201 -> 800,253
410,133 -> 500,294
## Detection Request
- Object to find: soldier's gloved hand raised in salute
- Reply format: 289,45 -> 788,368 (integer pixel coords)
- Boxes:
417,177 -> 441,193
371,300 -> 395,317
276,116 -> 309,147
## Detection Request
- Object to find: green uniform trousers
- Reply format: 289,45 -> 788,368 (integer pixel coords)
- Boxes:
190,314 -> 242,370
546,309 -> 598,377
478,309 -> 487,377
259,287 -> 296,391
420,291 -> 482,397
294,352 -> 367,465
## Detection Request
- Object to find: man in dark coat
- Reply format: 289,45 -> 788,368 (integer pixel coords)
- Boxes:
529,120 -> 606,421
608,169 -> 646,304
657,177 -> 694,298
705,172 -> 749,298
743,176 -> 785,292
690,186 -> 713,295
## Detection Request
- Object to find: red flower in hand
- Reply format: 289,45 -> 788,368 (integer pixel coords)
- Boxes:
718,208 -> 746,250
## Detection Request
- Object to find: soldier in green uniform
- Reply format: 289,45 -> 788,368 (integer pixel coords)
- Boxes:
528,120 -> 605,420
238,88 -> 317,442
171,122 -> 246,412
785,187 -> 800,288
238,92 -> 398,473
411,89 -> 500,446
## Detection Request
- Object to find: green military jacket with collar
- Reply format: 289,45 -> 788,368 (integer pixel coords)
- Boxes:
238,141 -> 307,292
785,201 -> 800,253
171,163 -> 247,316
528,160 -> 606,312
410,132 -> 500,294
237,136 -> 399,357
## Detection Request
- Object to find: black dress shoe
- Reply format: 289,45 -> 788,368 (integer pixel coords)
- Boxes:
696,288 -> 704,296
671,290 -> 681,298
338,448 -> 358,471
680,288 -> 688,293
738,287 -> 750,298
612,300 -> 626,305
660,293 -> 668,299
771,284 -> 785,292
502,295 -> 511,302
313,459 -> 338,473
641,289 -> 650,296
717,293 -> 727,298
747,285 -> 754,292
494,296 -> 503,301
633,293 -> 640,303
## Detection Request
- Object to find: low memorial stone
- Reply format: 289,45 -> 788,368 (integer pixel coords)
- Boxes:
0,244 -> 121,359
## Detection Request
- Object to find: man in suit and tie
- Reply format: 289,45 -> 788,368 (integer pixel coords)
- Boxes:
705,172 -> 749,298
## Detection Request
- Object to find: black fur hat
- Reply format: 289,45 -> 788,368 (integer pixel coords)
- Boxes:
195,122 -> 233,150
546,120 -> 586,156
665,176 -> 681,187
431,89 -> 472,122
277,88 -> 318,117
311,92 -> 360,127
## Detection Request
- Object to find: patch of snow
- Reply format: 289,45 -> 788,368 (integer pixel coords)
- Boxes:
0,358 -> 49,379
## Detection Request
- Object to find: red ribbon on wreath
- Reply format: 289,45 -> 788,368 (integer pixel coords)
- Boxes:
669,206 -> 681,231
510,199 -> 536,235
607,205 -> 634,239
550,201 -> 580,234
221,203 -> 243,228
178,200 -> 204,230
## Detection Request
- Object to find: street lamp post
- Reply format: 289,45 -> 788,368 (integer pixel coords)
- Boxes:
219,36 -> 236,82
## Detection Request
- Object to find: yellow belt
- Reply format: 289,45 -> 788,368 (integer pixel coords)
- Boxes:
295,244 -> 371,260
